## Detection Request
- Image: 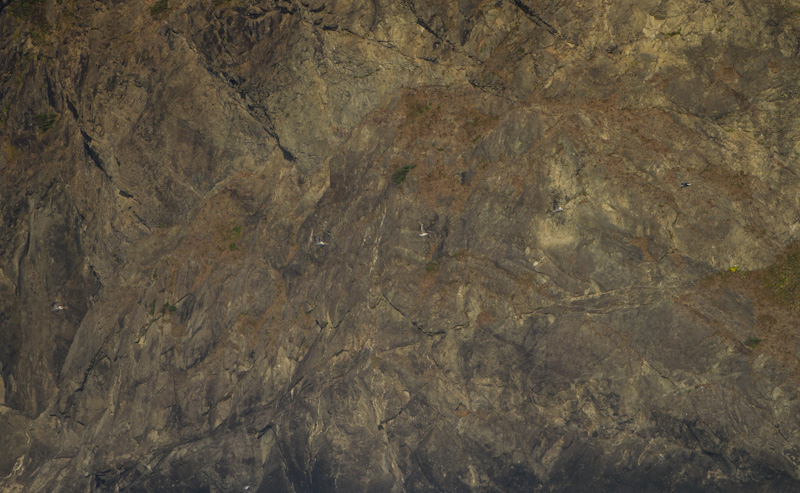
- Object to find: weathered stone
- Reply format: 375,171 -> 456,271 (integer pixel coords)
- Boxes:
2,0 -> 800,491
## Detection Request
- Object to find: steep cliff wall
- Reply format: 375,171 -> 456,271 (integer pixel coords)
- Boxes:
2,0 -> 800,491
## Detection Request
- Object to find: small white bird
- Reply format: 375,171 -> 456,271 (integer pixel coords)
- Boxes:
313,236 -> 328,247
51,303 -> 68,312
418,222 -> 430,237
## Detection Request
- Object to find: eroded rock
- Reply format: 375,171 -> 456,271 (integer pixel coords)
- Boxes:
1,0 -> 800,491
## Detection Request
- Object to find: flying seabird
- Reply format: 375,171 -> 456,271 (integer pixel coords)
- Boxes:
680,182 -> 691,188
418,222 -> 430,237
51,303 -> 68,312
313,236 -> 328,247
551,200 -> 564,213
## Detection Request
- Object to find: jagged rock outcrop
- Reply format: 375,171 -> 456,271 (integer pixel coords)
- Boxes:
2,0 -> 800,491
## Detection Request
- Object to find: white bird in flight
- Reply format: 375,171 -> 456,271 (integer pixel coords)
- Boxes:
51,303 -> 68,312
418,222 -> 430,237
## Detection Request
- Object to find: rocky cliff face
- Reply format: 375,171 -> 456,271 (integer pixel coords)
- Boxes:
2,0 -> 800,491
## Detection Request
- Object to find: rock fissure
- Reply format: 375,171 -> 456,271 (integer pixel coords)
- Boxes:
507,0 -> 566,42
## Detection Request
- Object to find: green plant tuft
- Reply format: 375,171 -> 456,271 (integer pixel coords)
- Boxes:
223,225 -> 243,251
745,336 -> 761,348
32,112 -> 56,132
425,262 -> 439,273
150,0 -> 169,16
391,164 -> 416,185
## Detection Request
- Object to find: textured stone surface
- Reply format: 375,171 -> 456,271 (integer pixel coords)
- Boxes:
2,0 -> 800,491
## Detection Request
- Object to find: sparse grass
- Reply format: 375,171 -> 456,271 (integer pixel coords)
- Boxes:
10,0 -> 52,41
32,112 -> 56,132
696,243 -> 800,371
10,0 -> 46,21
391,164 -> 416,185
700,164 -> 752,202
394,88 -> 498,156
409,101 -> 433,117
452,249 -> 468,261
1,103 -> 10,126
1,140 -> 19,164
762,243 -> 800,310
162,301 -> 177,314
425,262 -> 439,273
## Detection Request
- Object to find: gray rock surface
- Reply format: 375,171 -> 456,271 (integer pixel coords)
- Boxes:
2,0 -> 800,491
